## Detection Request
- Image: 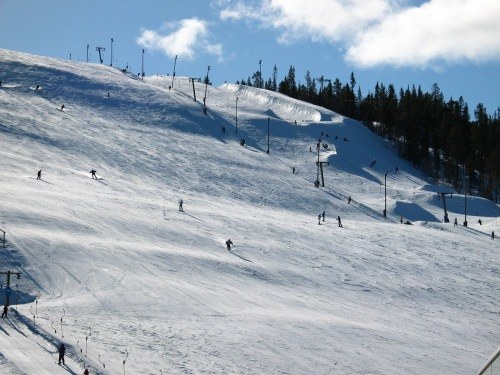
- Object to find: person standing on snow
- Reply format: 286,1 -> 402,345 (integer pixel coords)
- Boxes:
318,214 -> 322,225
179,199 -> 184,212
1,305 -> 7,318
322,211 -> 326,222
90,169 -> 97,179
226,239 -> 233,250
337,216 -> 343,227
37,170 -> 42,180
58,343 -> 66,365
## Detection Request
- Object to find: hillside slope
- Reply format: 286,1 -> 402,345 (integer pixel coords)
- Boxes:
0,49 -> 498,374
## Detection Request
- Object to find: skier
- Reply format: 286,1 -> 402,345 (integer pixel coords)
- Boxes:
179,199 -> 183,212
37,170 -> 42,180
492,231 -> 495,240
348,196 -> 352,204
309,146 -> 312,152
292,166 -> 295,174
60,104 -> 65,111
58,343 -> 66,365
337,216 -> 342,227
1,305 -> 7,318
107,92 -> 110,98
90,169 -> 97,179
454,218 -> 458,226
226,239 -> 233,250
478,219 -> 482,225
35,84 -> 40,90
318,214 -> 321,225
322,211 -> 326,222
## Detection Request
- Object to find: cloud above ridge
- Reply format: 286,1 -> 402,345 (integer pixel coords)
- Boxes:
137,18 -> 224,62
217,0 -> 500,68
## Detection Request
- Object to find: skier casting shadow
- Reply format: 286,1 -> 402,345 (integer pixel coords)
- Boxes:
225,239 -> 252,262
58,343 -> 66,365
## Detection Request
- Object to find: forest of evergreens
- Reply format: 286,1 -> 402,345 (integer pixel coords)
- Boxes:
236,66 -> 500,202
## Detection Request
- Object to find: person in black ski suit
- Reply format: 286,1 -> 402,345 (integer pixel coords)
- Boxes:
1,305 -> 7,318
337,216 -> 342,227
37,170 -> 42,180
58,343 -> 66,365
90,169 -> 97,179
226,239 -> 233,250
322,211 -> 326,222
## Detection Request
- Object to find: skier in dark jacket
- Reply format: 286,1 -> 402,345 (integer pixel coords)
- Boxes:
90,169 -> 97,179
337,216 -> 342,227
226,239 -> 233,250
1,305 -> 7,318
58,343 -> 66,365
322,211 -> 326,222
37,170 -> 42,180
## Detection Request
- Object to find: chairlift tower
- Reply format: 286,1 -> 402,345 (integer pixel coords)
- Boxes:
1,270 -> 21,307
188,77 -> 201,101
438,192 -> 453,222
95,47 -> 106,64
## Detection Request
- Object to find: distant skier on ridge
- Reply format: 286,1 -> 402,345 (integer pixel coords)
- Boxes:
226,239 -> 233,250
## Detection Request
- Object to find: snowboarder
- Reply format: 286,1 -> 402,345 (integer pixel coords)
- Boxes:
1,305 -> 7,318
37,170 -> 42,180
318,214 -> 321,225
454,218 -> 458,226
179,199 -> 183,212
337,216 -> 342,227
58,343 -> 66,365
292,166 -> 295,174
226,239 -> 233,250
90,169 -> 97,179
322,211 -> 326,222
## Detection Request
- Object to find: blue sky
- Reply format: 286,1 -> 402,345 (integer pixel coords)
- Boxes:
1,0 -> 499,114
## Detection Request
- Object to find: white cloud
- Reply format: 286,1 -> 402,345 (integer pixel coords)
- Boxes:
137,18 -> 224,61
217,0 -> 500,68
346,0 -> 500,68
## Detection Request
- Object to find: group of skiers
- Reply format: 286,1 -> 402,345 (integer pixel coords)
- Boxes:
317,211 -> 342,227
36,169 -> 98,180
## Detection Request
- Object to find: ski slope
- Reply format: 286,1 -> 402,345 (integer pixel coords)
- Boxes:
0,48 -> 498,374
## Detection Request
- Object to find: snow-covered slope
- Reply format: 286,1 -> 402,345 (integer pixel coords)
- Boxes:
0,48 -> 498,375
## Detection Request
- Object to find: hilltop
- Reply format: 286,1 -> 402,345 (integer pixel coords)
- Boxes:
0,49 -> 498,374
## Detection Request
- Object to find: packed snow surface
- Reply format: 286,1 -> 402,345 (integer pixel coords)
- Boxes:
0,49 -> 498,374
